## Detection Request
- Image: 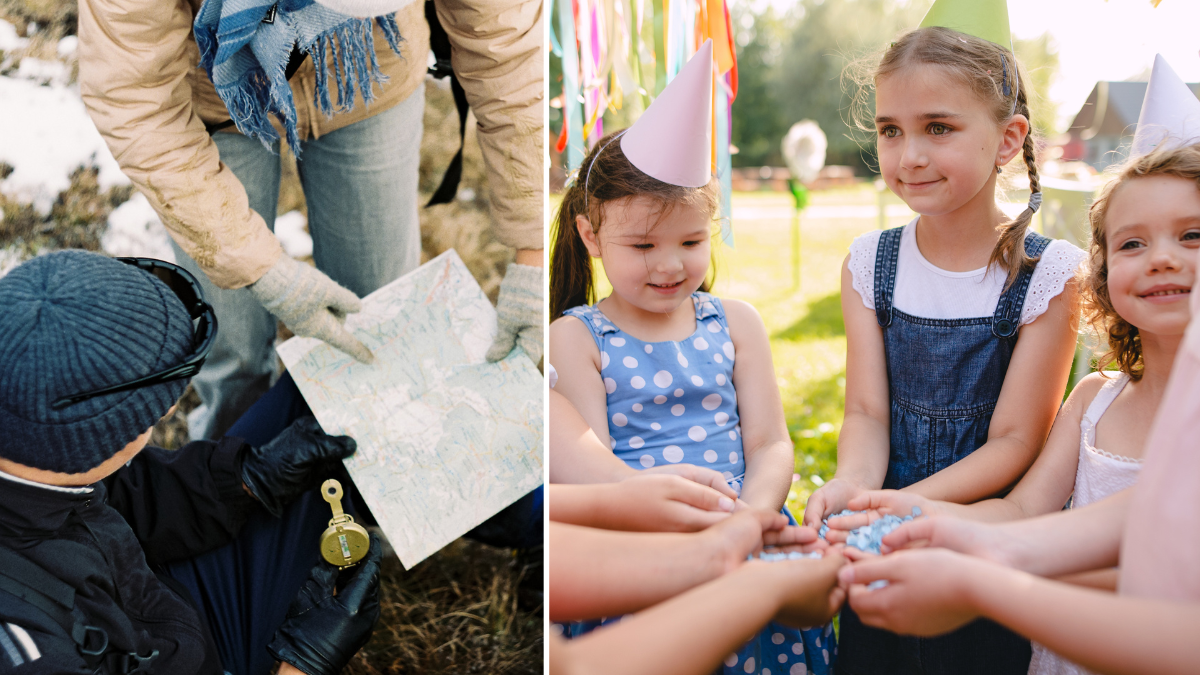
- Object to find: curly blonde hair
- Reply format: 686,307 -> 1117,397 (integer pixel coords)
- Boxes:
1083,142 -> 1200,380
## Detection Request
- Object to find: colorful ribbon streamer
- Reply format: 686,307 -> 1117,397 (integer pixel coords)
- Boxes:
552,0 -> 738,246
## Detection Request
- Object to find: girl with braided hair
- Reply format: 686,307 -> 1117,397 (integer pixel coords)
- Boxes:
799,2 -> 1086,673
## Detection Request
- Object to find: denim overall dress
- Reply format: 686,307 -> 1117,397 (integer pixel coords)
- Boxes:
836,226 -> 1051,675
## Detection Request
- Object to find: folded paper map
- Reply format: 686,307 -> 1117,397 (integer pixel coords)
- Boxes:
277,250 -> 543,568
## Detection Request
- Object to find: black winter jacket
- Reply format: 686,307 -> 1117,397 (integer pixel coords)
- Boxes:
0,437 -> 257,674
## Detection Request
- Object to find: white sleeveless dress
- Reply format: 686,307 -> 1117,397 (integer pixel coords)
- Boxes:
1028,373 -> 1142,675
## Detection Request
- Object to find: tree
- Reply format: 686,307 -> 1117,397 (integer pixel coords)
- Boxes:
732,0 -> 1060,174
1013,33 -> 1061,139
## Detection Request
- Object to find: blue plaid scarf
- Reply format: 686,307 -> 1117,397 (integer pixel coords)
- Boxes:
194,0 -> 403,153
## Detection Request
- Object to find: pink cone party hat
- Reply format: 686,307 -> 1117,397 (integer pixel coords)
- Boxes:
620,40 -> 714,188
1132,54 -> 1200,157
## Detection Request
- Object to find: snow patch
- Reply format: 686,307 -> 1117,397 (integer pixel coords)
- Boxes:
16,58 -> 67,85
0,20 -> 27,52
57,35 -> 78,59
275,210 -> 313,259
0,246 -> 25,278
102,192 -> 175,262
0,76 -> 127,214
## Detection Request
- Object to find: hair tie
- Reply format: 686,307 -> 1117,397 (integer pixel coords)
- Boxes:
1027,191 -> 1042,214
584,130 -> 630,217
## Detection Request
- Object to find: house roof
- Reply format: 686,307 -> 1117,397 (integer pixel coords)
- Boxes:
1070,80 -> 1200,139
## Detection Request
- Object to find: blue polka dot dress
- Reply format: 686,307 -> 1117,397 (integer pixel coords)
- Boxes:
559,292 -> 836,675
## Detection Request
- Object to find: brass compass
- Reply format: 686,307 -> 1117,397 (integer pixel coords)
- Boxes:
318,479 -> 370,567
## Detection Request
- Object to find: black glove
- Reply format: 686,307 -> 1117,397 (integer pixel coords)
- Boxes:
268,537 -> 383,675
241,416 -> 356,517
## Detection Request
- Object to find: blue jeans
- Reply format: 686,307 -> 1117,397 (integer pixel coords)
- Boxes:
173,84 -> 425,440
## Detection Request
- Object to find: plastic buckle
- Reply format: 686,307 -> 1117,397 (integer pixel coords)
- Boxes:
115,648 -> 159,674
73,624 -> 108,657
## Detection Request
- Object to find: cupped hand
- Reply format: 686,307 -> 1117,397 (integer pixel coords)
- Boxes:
762,522 -> 825,552
838,548 -> 986,637
268,538 -> 383,675
701,509 -> 793,573
878,515 -> 1019,566
821,490 -> 935,543
641,463 -> 739,500
801,478 -> 866,530
767,549 -> 848,628
598,474 -> 736,532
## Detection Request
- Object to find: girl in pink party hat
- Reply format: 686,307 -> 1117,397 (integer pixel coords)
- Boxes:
550,40 -> 838,675
800,0 -> 1087,672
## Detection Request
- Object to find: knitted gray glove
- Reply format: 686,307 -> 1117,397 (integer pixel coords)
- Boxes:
248,255 -> 375,364
485,263 -> 543,365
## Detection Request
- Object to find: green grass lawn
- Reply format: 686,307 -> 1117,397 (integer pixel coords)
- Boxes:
551,185 -> 917,515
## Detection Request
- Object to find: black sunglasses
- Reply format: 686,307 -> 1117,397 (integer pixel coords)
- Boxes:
51,257 -> 218,410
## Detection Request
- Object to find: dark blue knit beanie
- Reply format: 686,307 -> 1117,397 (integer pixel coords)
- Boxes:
0,250 -> 194,474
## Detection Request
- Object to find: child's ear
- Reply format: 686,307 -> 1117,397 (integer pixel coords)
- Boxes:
997,113 -> 1030,169
576,215 -> 602,257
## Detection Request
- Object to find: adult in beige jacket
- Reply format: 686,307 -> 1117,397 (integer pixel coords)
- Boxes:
78,0 -> 544,439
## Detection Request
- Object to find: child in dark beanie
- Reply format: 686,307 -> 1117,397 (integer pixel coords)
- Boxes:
0,250 -> 381,675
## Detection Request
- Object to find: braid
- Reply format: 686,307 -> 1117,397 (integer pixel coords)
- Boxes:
988,81 -> 1041,290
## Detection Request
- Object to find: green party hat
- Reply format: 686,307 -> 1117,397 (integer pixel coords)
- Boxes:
918,0 -> 1011,48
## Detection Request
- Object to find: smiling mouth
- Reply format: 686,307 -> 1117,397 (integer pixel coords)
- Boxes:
649,281 -> 684,290
1141,288 -> 1190,297
901,178 -> 942,189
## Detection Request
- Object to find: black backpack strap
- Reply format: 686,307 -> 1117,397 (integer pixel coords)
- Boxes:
0,547 -> 165,672
0,548 -> 77,638
0,547 -> 110,666
424,0 -> 469,206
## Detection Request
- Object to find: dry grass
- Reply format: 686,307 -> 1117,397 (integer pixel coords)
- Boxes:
348,541 -> 542,675
0,165 -> 133,255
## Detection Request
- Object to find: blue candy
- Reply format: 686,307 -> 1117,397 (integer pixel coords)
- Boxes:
747,550 -> 823,562
818,507 -> 922,555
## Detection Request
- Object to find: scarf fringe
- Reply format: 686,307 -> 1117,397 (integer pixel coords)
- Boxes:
217,65 -> 301,154
195,0 -> 406,153
308,15 -> 404,120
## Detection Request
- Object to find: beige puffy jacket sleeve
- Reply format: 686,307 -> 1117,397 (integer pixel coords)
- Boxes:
436,0 -> 544,252
78,0 -> 282,290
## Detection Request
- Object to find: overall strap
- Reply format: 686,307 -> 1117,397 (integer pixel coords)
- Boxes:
874,227 -> 904,327
991,232 -> 1053,338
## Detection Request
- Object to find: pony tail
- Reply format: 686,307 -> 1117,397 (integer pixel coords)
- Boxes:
550,184 -> 596,320
989,84 -> 1041,289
